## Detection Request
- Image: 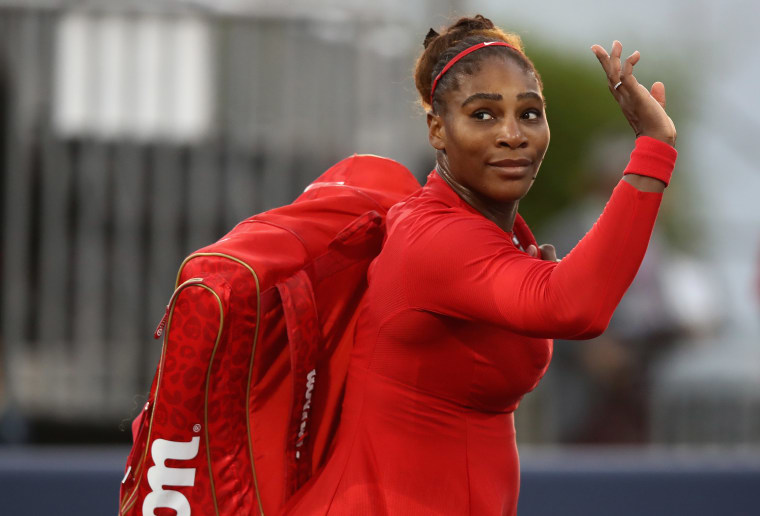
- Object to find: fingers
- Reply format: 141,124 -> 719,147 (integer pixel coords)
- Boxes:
621,50 -> 640,89
609,40 -> 622,86
650,81 -> 666,108
591,43 -> 611,79
539,243 -> 560,262
527,243 -> 560,262
591,44 -> 609,61
591,42 -> 675,143
591,41 -> 641,93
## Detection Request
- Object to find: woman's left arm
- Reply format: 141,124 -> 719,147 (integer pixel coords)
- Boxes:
400,166 -> 669,340
399,42 -> 677,338
591,40 -> 677,192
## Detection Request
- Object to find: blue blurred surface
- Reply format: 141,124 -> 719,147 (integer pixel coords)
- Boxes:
1,446 -> 759,515
0,447 -> 127,516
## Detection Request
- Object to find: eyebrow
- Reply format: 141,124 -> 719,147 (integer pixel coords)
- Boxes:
461,91 -> 545,107
461,92 -> 502,107
517,91 -> 544,103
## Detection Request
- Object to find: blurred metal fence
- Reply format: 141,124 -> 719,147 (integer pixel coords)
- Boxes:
5,1 -> 753,447
649,338 -> 760,444
0,2 -> 426,422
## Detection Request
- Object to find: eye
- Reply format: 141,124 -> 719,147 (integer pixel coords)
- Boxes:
472,111 -> 495,121
522,109 -> 542,120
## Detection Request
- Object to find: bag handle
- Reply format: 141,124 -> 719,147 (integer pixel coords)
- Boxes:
275,210 -> 385,497
329,210 -> 383,250
276,270 -> 321,498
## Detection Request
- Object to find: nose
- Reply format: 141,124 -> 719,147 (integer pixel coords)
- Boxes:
496,117 -> 528,149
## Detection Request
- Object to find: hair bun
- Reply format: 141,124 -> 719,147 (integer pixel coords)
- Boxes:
450,14 -> 495,34
423,28 -> 439,48
413,14 -> 538,111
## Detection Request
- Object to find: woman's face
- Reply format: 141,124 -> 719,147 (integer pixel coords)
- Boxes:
428,56 -> 550,204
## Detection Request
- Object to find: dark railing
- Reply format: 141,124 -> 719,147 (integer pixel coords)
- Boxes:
0,4 -> 426,424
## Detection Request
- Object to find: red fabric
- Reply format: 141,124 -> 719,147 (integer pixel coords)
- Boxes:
119,154 -> 420,516
623,135 -> 678,186
281,137 -> 676,515
120,275 -> 231,516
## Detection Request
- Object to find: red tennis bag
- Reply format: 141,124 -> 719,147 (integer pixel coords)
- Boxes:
118,154 -> 421,516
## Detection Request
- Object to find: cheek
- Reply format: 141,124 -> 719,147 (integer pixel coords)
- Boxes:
531,125 -> 550,156
448,123 -> 487,157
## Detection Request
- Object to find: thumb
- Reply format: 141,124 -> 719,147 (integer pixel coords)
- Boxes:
650,81 -> 666,108
539,243 -> 558,262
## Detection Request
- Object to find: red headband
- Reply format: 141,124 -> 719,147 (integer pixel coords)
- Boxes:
429,41 -> 517,106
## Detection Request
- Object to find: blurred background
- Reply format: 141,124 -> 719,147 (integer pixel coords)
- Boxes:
0,0 -> 758,514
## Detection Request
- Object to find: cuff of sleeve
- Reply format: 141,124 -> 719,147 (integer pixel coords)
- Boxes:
623,136 -> 678,186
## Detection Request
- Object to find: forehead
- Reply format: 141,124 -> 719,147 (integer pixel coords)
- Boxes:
451,56 -> 541,100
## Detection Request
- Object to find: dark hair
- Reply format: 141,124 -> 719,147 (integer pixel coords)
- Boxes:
413,14 -> 542,113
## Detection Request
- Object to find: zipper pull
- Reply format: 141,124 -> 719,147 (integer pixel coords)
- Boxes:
121,465 -> 132,484
153,277 -> 205,339
154,306 -> 170,339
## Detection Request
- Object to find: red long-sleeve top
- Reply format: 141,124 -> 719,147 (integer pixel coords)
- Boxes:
282,136 -> 678,515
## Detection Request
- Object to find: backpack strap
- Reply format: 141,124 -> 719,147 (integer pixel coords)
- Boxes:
315,210 -> 384,279
276,270 -> 320,497
275,210 -> 385,498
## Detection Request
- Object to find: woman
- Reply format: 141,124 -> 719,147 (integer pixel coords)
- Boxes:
282,14 -> 677,515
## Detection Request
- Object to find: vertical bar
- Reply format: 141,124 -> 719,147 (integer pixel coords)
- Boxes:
186,142 -> 221,252
223,144 -> 255,227
233,18 -> 256,153
220,20 -> 250,227
30,9 -> 69,415
133,12 -> 164,142
37,131 -> 73,411
1,10 -> 37,411
145,144 -> 183,375
354,18 -> 379,157
65,10 -> 110,416
332,36 -> 357,159
108,141 -> 144,410
142,14 -> 184,377
53,10 -> 92,139
216,18 -> 255,226
71,140 -> 109,413
170,14 -> 214,143
256,19 -> 296,212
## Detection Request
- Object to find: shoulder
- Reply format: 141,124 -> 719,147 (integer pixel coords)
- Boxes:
384,196 -> 515,264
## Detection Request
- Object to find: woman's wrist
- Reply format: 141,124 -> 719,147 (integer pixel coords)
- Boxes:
622,135 -> 678,187
622,173 -> 666,192
638,131 -> 676,147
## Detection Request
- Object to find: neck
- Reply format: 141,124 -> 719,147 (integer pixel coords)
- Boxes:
435,151 -> 518,233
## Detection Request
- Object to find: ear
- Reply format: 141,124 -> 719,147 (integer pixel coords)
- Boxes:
427,111 -> 446,151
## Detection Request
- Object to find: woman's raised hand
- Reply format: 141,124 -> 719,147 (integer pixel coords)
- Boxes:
591,41 -> 677,146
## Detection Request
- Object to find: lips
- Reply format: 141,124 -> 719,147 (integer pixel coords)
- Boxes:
488,158 -> 532,167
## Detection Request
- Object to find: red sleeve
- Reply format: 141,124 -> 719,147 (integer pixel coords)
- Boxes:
401,137 -> 677,340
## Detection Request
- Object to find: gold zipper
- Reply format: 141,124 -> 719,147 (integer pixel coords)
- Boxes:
198,283 -> 224,516
177,253 -> 264,515
119,277 -> 207,515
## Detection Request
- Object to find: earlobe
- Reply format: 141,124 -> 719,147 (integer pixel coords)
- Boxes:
427,112 -> 446,151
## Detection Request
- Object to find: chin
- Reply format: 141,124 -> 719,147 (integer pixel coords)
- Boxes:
487,182 -> 534,202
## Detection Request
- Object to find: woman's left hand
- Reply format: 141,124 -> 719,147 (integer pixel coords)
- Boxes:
591,41 -> 677,146
527,243 -> 560,262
